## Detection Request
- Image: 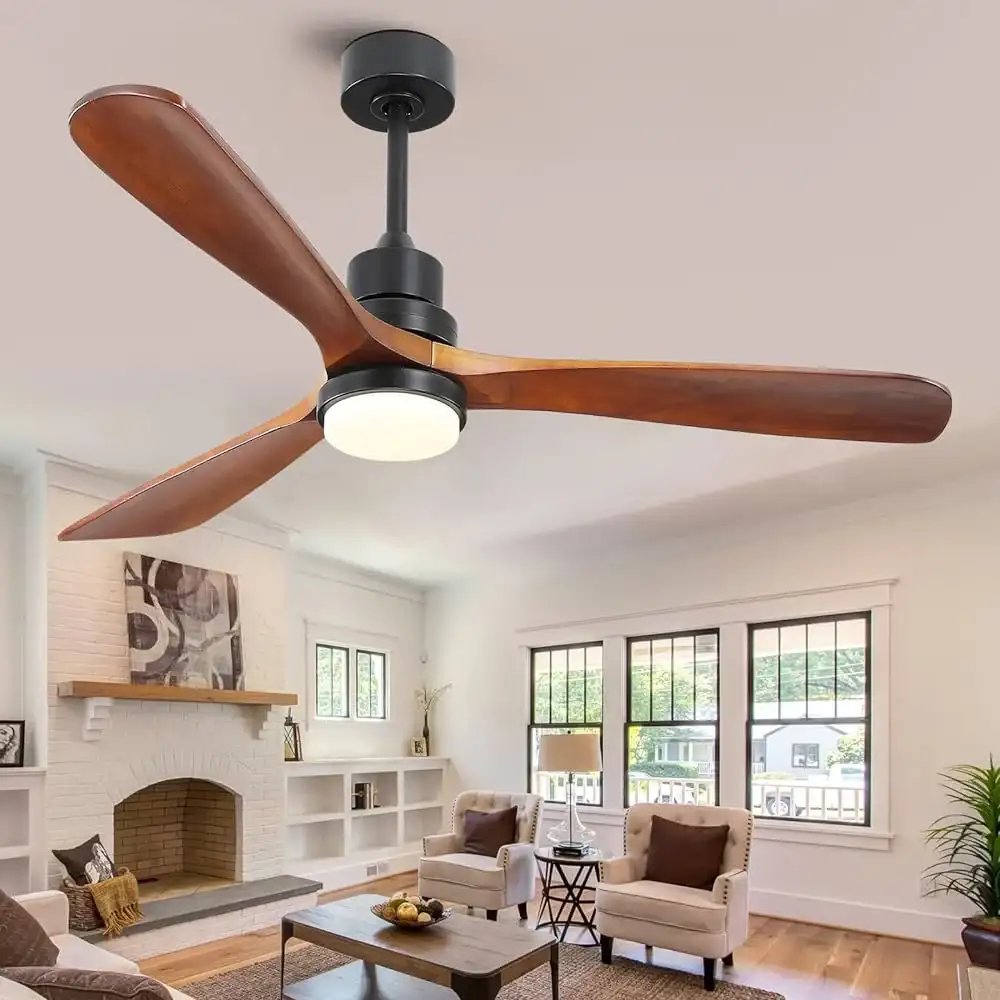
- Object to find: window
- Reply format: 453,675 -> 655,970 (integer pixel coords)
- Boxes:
626,630 -> 719,807
791,743 -> 820,768
311,641 -> 389,721
355,648 -> 387,720
747,612 -> 871,825
315,643 -> 349,719
528,643 -> 603,805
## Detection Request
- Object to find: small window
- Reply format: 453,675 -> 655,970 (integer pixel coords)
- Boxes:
747,612 -> 871,825
315,643 -> 349,719
791,743 -> 820,768
356,648 -> 387,720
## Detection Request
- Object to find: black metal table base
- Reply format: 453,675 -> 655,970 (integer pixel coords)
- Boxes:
535,852 -> 601,946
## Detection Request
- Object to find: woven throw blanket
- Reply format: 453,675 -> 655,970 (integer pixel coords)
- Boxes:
88,870 -> 142,937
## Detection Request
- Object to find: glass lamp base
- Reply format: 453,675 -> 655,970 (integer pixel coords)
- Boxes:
546,795 -> 595,849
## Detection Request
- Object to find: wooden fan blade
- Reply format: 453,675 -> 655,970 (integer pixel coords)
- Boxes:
431,347 -> 952,443
69,85 -> 376,369
58,396 -> 322,541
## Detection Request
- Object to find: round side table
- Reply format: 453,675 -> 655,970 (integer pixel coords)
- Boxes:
534,846 -> 604,946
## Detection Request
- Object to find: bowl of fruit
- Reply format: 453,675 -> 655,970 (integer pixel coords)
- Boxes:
371,892 -> 451,930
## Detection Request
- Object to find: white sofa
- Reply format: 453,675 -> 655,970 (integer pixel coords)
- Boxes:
596,803 -> 754,992
418,791 -> 542,921
0,892 -> 191,1000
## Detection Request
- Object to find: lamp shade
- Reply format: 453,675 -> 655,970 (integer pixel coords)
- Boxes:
537,732 -> 602,773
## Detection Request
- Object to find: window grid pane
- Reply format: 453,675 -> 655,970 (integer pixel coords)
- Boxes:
627,630 -> 719,807
356,649 -> 387,720
748,613 -> 871,827
315,643 -> 348,719
529,642 -> 603,805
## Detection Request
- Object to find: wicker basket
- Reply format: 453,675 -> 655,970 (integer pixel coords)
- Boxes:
60,867 -> 130,932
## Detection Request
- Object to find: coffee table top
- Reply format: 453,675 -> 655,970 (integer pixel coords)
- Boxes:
284,894 -> 555,980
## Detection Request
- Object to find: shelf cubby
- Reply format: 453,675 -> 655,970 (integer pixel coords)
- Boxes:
287,773 -> 346,819
403,769 -> 443,806
403,805 -> 445,843
286,817 -> 345,863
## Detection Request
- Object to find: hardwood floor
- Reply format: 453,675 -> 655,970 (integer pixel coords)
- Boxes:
139,873 -> 967,999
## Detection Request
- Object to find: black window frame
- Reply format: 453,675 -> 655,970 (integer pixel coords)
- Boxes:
527,641 -> 604,807
791,742 -> 821,768
355,647 -> 388,720
624,628 -> 721,809
746,611 -> 872,827
314,642 -> 350,720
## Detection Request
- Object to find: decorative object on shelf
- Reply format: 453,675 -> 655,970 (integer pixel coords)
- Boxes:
538,732 -> 603,857
415,683 -> 450,757
0,720 -> 25,767
124,552 -> 243,690
924,757 -> 1000,968
283,712 -> 303,762
371,892 -> 450,930
353,781 -> 375,810
410,737 -> 428,757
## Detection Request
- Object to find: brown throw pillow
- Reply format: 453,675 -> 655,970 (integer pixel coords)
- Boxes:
0,890 -> 58,969
52,836 -> 115,887
645,815 -> 730,890
0,969 -> 171,1000
462,806 -> 518,857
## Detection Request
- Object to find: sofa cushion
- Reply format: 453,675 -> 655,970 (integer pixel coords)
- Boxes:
52,837 -> 115,888
419,853 -> 506,891
49,939 -> 138,977
462,807 -> 517,858
0,970 -> 170,1000
0,891 -> 58,968
596,880 -> 726,934
645,815 -> 728,890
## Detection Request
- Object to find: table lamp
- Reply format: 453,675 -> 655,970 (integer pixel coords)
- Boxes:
538,732 -> 603,857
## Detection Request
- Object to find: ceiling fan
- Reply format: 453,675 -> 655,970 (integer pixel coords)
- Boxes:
59,30 -> 952,543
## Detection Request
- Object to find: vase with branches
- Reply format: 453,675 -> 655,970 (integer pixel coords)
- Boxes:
924,758 -> 1000,967
415,684 -> 451,756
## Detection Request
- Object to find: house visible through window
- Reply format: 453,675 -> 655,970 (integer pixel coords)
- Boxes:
626,630 -> 720,808
747,612 -> 871,825
528,643 -> 603,805
315,643 -> 349,719
313,643 -> 388,721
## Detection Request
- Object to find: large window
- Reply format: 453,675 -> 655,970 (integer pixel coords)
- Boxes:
312,642 -> 388,721
315,643 -> 349,719
528,643 -> 603,805
747,612 -> 871,825
626,630 -> 719,807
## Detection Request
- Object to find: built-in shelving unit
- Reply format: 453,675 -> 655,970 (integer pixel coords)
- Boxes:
0,768 -> 46,894
284,756 -> 449,890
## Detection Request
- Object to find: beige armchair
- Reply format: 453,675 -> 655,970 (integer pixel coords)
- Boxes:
596,803 -> 754,991
418,790 -> 542,921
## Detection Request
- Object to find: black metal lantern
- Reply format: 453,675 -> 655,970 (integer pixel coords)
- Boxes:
283,711 -> 303,762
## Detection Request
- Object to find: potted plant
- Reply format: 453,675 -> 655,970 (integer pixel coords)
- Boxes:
924,758 -> 1000,968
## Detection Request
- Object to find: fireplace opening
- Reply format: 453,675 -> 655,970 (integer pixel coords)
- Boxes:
113,778 -> 240,902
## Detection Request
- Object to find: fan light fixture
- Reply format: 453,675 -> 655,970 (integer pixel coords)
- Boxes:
316,366 -> 467,462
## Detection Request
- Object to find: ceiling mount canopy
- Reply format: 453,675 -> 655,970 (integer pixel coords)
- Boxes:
57,29 -> 952,543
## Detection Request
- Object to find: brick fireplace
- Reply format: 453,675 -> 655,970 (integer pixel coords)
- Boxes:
113,779 -> 239,895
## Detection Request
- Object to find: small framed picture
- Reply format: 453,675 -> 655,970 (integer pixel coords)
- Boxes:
0,721 -> 25,767
410,737 -> 428,757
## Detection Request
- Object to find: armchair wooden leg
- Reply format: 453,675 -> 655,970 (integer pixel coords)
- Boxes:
703,958 -> 716,992
722,953 -> 734,967
517,902 -> 528,920
486,910 -> 498,922
644,945 -> 653,962
600,936 -> 614,965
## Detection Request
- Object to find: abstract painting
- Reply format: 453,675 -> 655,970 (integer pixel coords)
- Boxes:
124,553 -> 243,689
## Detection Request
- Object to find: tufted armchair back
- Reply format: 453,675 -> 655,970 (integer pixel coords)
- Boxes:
624,803 -> 753,878
451,790 -> 542,848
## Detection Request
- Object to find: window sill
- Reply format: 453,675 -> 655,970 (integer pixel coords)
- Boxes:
753,819 -> 894,851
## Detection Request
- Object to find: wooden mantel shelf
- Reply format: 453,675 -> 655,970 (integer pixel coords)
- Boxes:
57,682 -> 297,742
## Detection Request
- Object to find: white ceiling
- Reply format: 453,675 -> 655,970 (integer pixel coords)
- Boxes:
1,2 -> 998,583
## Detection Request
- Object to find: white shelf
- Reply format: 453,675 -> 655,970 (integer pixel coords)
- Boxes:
351,806 -> 399,818
403,800 -> 443,811
286,811 -> 346,826
0,845 -> 30,861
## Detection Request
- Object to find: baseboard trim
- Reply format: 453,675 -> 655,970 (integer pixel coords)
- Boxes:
750,888 -> 962,946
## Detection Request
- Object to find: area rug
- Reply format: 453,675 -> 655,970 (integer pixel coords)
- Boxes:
181,942 -> 785,999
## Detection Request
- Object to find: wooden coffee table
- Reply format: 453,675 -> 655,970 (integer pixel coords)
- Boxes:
281,894 -> 558,1000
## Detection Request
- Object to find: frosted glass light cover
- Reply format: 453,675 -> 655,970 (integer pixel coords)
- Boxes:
323,390 -> 461,461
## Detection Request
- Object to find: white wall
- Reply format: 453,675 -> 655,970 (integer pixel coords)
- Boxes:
288,553 -> 426,759
425,471 -> 1000,944
0,469 -> 23,723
